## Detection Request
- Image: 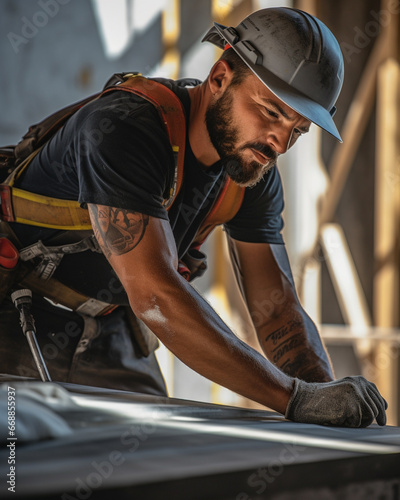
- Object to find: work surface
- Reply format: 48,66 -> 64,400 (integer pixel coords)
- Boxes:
1,375 -> 399,500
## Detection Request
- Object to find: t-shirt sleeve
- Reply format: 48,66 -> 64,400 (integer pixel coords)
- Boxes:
75,95 -> 174,220
224,166 -> 285,244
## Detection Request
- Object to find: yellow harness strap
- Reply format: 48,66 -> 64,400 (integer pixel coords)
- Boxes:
0,74 -> 246,315
11,187 -> 92,230
1,74 -> 245,241
1,75 -> 186,229
2,146 -> 91,229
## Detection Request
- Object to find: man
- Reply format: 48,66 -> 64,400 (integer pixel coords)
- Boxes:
0,8 -> 387,427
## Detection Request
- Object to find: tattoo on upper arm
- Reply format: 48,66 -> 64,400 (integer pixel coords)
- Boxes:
89,205 -> 149,258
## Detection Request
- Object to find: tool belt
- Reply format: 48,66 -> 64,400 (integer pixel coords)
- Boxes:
0,221 -> 117,316
0,223 -> 160,357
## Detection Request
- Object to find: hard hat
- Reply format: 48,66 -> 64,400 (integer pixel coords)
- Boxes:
202,8 -> 344,142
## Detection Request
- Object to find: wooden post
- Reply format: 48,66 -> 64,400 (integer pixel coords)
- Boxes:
373,57 -> 400,425
319,33 -> 388,225
161,0 -> 181,79
374,59 -> 400,327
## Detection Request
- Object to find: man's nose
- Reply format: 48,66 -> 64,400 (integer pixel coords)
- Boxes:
267,125 -> 297,154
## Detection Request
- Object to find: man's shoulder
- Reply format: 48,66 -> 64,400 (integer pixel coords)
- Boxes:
76,77 -> 196,133
150,76 -> 200,115
77,90 -> 160,126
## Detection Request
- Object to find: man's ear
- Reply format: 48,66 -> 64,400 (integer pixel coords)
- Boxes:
208,59 -> 233,96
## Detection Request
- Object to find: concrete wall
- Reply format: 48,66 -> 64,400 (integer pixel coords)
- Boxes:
0,0 -> 163,145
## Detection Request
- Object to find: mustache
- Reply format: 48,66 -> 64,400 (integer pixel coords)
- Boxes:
242,142 -> 277,163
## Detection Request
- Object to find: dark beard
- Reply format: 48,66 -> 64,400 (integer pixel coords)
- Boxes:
205,86 -> 277,187
224,150 -> 275,187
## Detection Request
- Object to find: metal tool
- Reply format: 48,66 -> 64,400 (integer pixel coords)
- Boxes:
11,288 -> 52,382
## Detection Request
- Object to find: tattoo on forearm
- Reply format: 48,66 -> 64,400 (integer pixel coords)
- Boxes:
264,317 -> 307,364
89,205 -> 149,258
262,313 -> 333,381
280,356 -> 304,376
280,352 -> 332,382
271,333 -> 303,363
265,318 -> 303,346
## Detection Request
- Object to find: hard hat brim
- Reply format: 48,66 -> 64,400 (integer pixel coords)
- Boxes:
203,23 -> 342,143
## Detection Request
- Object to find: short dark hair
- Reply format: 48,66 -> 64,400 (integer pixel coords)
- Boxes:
218,48 -> 252,86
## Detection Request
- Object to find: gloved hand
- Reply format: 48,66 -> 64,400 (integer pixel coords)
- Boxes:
285,376 -> 388,427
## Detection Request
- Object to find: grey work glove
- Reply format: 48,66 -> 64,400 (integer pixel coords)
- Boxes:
285,376 -> 388,427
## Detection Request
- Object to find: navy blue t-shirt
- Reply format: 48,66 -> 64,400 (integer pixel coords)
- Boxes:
12,78 -> 284,304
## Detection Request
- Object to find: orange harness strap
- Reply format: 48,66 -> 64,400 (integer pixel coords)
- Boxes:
104,76 -> 245,243
102,75 -> 186,209
194,177 -> 245,248
1,73 -> 245,257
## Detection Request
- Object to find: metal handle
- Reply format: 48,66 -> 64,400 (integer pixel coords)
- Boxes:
11,289 -> 52,382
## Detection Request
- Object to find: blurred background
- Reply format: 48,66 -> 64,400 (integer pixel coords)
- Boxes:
1,0 -> 399,424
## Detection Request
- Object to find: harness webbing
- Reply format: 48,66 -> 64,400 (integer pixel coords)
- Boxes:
1,75 -> 187,229
193,177 -> 245,248
0,74 -> 246,315
102,75 -> 187,209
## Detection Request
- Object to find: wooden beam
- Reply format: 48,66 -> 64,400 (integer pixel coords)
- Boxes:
320,223 -> 373,361
212,0 -> 255,25
320,0 -> 398,224
161,0 -> 181,79
373,56 -> 400,426
319,33 -> 387,224
320,224 -> 372,328
374,58 -> 400,327
295,0 -> 319,17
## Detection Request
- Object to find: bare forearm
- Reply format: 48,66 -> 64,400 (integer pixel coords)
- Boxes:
255,303 -> 334,382
129,274 -> 293,414
87,206 -> 293,413
228,239 -> 334,383
88,207 -> 386,427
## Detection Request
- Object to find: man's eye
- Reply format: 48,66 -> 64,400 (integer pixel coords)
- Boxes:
265,108 -> 279,118
294,128 -> 309,136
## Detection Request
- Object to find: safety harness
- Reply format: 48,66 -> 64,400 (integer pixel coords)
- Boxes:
0,73 -> 245,317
